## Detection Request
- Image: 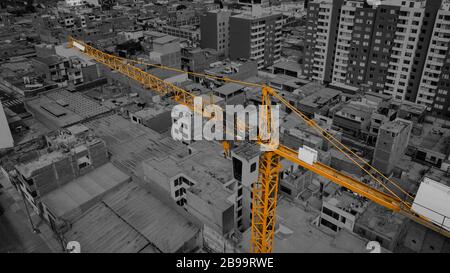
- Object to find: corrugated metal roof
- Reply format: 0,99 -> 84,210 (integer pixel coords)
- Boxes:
65,202 -> 153,253
41,163 -> 131,220
102,182 -> 199,253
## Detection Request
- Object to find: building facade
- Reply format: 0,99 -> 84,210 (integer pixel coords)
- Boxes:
303,0 -> 448,107
229,12 -> 283,69
200,10 -> 232,57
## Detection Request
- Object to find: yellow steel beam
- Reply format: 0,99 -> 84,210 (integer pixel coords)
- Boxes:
273,144 -> 450,238
69,37 -> 196,110
251,151 -> 281,253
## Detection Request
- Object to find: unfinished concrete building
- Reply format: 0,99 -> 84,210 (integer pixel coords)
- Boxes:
372,118 -> 413,175
10,125 -> 129,231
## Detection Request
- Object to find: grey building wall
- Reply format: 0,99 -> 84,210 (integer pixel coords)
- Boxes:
432,47 -> 450,118
229,17 -> 252,60
372,119 -> 412,175
365,5 -> 400,95
406,0 -> 443,102
200,11 -> 232,57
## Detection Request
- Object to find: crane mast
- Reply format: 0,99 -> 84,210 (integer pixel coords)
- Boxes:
68,37 -> 450,253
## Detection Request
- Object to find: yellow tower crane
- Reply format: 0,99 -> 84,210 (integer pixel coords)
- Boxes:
68,37 -> 450,253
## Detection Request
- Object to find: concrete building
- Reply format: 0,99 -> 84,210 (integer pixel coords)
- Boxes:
204,59 -> 258,83
149,35 -> 181,69
160,25 -> 200,45
9,126 -> 122,229
320,186 -> 367,233
303,0 -> 446,104
200,10 -> 233,57
272,59 -> 302,78
408,119 -> 450,168
332,99 -> 377,139
354,203 -> 407,252
372,118 -> 412,175
303,0 -> 343,83
140,140 -> 240,252
297,84 -> 342,118
229,11 -> 283,69
181,47 -> 219,75
417,1 -> 450,114
230,143 -> 261,232
25,89 -> 112,130
31,56 -> 70,87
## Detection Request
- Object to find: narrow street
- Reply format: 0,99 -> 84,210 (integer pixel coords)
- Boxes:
0,175 -> 51,253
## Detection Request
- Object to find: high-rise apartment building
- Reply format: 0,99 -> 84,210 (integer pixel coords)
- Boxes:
304,0 -> 447,108
417,0 -> 450,116
200,10 -> 233,57
303,0 -> 343,83
229,11 -> 283,69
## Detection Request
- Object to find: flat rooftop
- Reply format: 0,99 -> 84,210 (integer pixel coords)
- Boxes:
239,198 -> 372,253
379,118 -> 411,134
65,181 -> 199,253
26,96 -> 83,128
83,114 -> 189,174
299,87 -> 341,108
356,203 -> 406,240
273,60 -> 301,72
44,89 -> 112,119
214,83 -> 245,96
232,142 -> 260,161
324,190 -> 367,216
409,122 -> 450,154
148,67 -> 184,80
41,162 -> 130,220
153,35 -> 178,44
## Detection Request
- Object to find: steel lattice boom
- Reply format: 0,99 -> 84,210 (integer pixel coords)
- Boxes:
68,37 -> 450,254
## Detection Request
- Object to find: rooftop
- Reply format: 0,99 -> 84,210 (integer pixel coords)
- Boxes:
41,162 -> 130,220
232,142 -> 260,161
239,198 -> 372,253
148,67 -> 184,80
409,122 -> 450,154
153,35 -> 179,45
83,114 -> 189,174
26,96 -> 83,128
15,137 -> 103,178
299,87 -> 341,108
273,59 -> 301,72
65,181 -> 199,253
213,82 -> 245,96
324,190 -> 367,216
33,55 -> 65,66
44,89 -> 112,119
379,118 -> 411,134
356,203 -> 406,240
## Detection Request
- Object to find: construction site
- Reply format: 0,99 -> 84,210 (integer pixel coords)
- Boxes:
0,0 -> 450,257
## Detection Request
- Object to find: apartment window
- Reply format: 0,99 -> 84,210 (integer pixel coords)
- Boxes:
250,162 -> 257,173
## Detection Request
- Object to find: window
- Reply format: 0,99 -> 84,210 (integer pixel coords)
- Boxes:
250,162 -> 257,173
77,155 -> 91,169
322,206 -> 339,220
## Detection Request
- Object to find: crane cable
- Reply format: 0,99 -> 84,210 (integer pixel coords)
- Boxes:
271,91 -> 412,208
